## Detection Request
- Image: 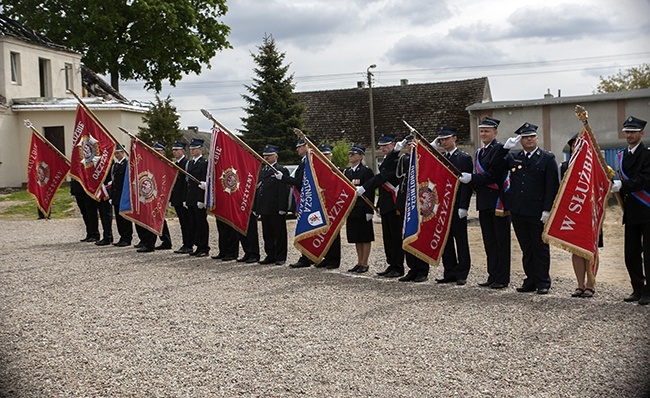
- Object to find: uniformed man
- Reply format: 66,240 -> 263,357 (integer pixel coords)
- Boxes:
255,145 -> 290,265
612,116 -> 650,305
151,142 -> 172,250
356,134 -> 404,278
186,138 -> 210,257
95,159 -> 114,246
70,179 -> 100,242
505,122 -> 559,295
170,141 -> 193,254
109,144 -> 133,247
435,127 -> 474,285
459,117 -> 516,289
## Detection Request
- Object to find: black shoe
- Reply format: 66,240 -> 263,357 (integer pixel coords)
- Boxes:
237,255 -> 250,262
639,296 -> 650,306
399,273 -> 417,282
189,250 -> 200,256
435,277 -> 457,284
134,243 -> 144,249
537,288 -> 549,295
155,244 -> 172,250
195,252 -> 209,258
384,270 -> 404,278
80,236 -> 91,242
113,241 -> 131,247
356,266 -> 369,273
516,285 -> 536,293
174,247 -> 193,254
275,261 -> 286,265
478,281 -> 492,287
137,246 -> 154,253
221,256 -> 236,261
95,238 -> 112,246
376,268 -> 392,276
413,275 -> 429,283
86,237 -> 99,243
348,265 -> 361,273
456,279 -> 467,286
245,257 -> 260,264
212,253 -> 224,259
624,292 -> 641,302
325,263 -> 340,269
290,261 -> 311,268
259,258 -> 276,264
314,261 -> 328,268
490,283 -> 508,289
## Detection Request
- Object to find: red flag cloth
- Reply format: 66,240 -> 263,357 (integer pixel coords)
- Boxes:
207,127 -> 261,235
294,153 -> 357,263
120,139 -> 179,236
403,144 -> 460,265
69,105 -> 115,200
27,132 -> 70,215
543,130 -> 612,267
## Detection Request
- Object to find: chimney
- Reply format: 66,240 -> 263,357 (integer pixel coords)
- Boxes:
557,89 -> 561,97
188,126 -> 198,132
544,88 -> 553,99
400,79 -> 409,86
357,81 -> 365,89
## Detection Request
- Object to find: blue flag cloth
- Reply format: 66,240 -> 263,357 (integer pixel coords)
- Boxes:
119,165 -> 132,214
402,145 -> 420,241
294,150 -> 329,241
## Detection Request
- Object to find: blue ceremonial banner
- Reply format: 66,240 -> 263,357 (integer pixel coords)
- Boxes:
403,145 -> 420,242
294,150 -> 329,241
119,165 -> 132,214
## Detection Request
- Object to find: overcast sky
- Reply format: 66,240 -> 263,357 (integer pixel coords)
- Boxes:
115,0 -> 650,134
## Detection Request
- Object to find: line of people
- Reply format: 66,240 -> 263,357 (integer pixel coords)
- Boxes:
70,116 -> 650,306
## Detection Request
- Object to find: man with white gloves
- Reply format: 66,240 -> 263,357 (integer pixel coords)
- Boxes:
185,138 -> 210,257
504,123 -> 559,295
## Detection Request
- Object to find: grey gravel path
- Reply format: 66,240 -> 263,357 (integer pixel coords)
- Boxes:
1,218 -> 649,397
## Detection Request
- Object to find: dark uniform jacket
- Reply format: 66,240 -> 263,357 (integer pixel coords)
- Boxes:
362,150 -> 400,215
504,148 -> 559,217
471,141 -> 509,211
448,149 -> 474,210
170,156 -> 188,206
619,143 -> 650,225
395,152 -> 411,212
345,163 -> 375,218
254,163 -> 291,215
185,156 -> 208,206
109,158 -> 127,203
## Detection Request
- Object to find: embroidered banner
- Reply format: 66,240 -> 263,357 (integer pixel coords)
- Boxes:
27,132 -> 70,215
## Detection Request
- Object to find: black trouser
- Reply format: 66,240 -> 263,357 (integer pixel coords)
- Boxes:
75,194 -> 99,239
188,205 -> 209,253
479,209 -> 511,285
380,210 -> 404,273
135,224 -> 156,250
511,214 -> 550,289
261,214 -> 287,262
158,220 -> 172,247
97,200 -> 113,241
113,203 -> 133,243
624,222 -> 650,296
441,212 -> 471,280
320,233 -> 341,266
174,205 -> 192,249
405,252 -> 429,277
239,213 -> 260,259
217,219 -> 239,257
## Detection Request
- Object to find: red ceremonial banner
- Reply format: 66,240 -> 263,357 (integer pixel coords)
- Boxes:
543,130 -> 611,266
27,132 -> 70,215
294,153 -> 357,263
120,139 -> 179,236
207,127 -> 261,235
69,105 -> 115,200
403,144 -> 459,265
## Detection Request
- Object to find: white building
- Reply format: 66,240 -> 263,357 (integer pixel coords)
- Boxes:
0,15 -> 149,188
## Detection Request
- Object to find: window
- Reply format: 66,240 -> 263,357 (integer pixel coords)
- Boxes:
10,52 -> 21,84
44,126 -> 65,154
39,58 -> 52,97
64,63 -> 73,91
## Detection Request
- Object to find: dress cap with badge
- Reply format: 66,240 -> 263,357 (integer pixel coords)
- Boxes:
437,126 -> 457,139
172,141 -> 187,150
622,116 -> 647,132
262,144 -> 279,155
478,117 -> 500,129
377,133 -> 397,146
318,144 -> 333,154
152,142 -> 166,151
514,122 -> 538,137
189,138 -> 204,149
349,144 -> 366,155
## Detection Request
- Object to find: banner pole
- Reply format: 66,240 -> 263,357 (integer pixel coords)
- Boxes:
23,120 -> 71,165
401,120 -> 462,177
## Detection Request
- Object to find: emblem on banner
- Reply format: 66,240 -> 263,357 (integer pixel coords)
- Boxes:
77,134 -> 101,168
137,170 -> 157,204
36,161 -> 50,187
418,180 -> 438,222
307,211 -> 324,226
220,167 -> 240,194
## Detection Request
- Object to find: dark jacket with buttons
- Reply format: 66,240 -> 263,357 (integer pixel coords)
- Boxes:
470,141 -> 509,211
619,143 -> 650,225
254,163 -> 291,215
504,148 -> 559,217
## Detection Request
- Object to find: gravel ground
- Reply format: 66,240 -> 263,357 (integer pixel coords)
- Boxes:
1,217 -> 649,398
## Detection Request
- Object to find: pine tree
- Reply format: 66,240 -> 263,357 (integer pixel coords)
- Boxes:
138,95 -> 182,157
240,34 -> 305,164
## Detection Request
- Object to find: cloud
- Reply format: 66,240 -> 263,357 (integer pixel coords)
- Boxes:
378,0 -> 452,26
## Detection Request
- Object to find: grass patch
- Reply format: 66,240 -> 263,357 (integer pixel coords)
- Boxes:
0,186 -> 76,219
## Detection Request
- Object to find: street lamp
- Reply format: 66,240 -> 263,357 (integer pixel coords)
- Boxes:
367,64 -> 377,171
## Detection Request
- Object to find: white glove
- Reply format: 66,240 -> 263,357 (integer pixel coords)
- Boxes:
252,211 -> 257,217
356,186 -> 366,196
611,180 -> 622,193
540,211 -> 550,223
109,199 -> 113,205
504,135 -> 522,150
183,201 -> 187,209
274,171 -> 283,180
394,139 -> 406,151
199,181 -> 207,190
430,137 -> 440,148
197,202 -> 205,209
459,173 -> 472,184
365,213 -> 373,222
458,208 -> 468,219
279,210 -> 287,215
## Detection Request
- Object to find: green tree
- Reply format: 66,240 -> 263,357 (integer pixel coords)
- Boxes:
138,95 -> 182,157
240,34 -> 305,164
596,64 -> 650,93
331,139 -> 352,169
1,0 -> 231,91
